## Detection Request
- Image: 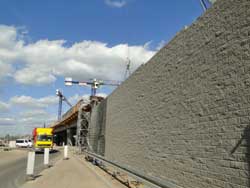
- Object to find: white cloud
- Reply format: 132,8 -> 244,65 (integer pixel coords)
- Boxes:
0,117 -> 15,126
0,92 -> 108,135
0,112 -> 57,136
0,25 -> 19,49
14,68 -> 56,85
96,93 -> 108,98
69,93 -> 108,105
156,40 -> 166,51
0,101 -> 9,112
0,25 -> 155,86
0,25 -> 23,62
19,109 -> 48,118
69,94 -> 90,105
0,96 -> 58,136
69,94 -> 81,105
105,0 -> 127,8
10,95 -> 58,108
37,96 -> 58,106
0,61 -> 13,83
18,108 -> 56,125
0,24 -> 156,136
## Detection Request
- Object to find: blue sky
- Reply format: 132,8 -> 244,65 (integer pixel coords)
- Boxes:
0,0 -> 212,136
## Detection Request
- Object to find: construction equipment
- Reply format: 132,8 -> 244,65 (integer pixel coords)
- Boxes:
56,89 -> 72,120
199,0 -> 216,11
64,78 -> 121,96
76,103 -> 91,153
124,46 -> 132,80
124,57 -> 131,80
32,128 -> 53,152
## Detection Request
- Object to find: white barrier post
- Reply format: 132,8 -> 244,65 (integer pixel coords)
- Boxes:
26,151 -> 35,180
44,148 -> 50,167
64,145 -> 69,160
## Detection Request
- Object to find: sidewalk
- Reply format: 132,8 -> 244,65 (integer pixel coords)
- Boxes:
21,153 -> 127,188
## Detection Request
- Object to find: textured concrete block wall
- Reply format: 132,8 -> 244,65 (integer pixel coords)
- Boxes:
88,99 -> 107,155
104,0 -> 250,187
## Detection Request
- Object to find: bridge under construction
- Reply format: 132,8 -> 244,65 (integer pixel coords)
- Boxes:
51,96 -> 104,152
48,0 -> 250,187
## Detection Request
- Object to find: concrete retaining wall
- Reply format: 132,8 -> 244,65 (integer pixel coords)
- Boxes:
103,0 -> 250,187
88,99 -> 107,156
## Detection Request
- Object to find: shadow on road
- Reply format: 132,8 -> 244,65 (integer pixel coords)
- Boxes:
33,174 -> 42,179
35,149 -> 59,155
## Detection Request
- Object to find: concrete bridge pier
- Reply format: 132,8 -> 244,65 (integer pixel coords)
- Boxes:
67,128 -> 76,146
53,131 -> 67,146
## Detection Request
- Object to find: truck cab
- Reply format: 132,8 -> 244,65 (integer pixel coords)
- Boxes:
33,128 -> 53,151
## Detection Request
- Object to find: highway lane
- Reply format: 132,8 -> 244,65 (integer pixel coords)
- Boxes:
0,150 -> 61,188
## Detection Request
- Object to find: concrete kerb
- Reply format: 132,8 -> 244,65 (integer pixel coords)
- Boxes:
73,154 -> 121,188
73,152 -> 147,188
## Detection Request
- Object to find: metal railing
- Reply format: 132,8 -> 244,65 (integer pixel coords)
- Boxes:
84,151 -> 183,188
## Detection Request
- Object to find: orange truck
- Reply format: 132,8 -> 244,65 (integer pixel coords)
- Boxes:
32,128 -> 53,151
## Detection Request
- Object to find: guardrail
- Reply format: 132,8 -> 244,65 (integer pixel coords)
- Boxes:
84,151 -> 182,188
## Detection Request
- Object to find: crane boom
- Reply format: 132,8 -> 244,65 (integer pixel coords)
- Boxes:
56,89 -> 72,120
63,96 -> 73,107
65,77 -> 120,96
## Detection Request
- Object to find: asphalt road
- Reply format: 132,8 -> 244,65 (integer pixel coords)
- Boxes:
0,150 -> 61,188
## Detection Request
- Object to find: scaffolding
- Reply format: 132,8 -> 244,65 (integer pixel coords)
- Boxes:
75,96 -> 106,154
76,103 -> 91,153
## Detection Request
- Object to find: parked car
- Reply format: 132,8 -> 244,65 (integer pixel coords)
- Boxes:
16,139 -> 31,148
